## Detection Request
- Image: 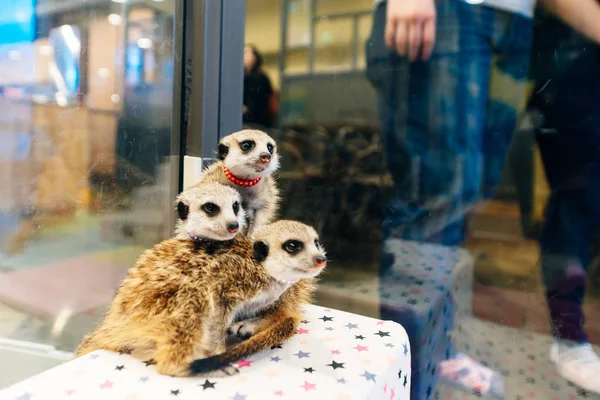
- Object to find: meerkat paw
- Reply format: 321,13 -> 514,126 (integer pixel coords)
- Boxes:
227,320 -> 259,340
195,365 -> 239,378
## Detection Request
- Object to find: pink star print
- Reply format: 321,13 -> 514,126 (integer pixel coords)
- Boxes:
377,321 -> 384,326
354,345 -> 369,352
236,359 -> 252,368
383,384 -> 387,393
297,328 -> 309,335
390,387 -> 395,400
100,380 -> 112,389
301,381 -> 316,391
331,349 -> 341,355
65,390 -> 75,396
274,390 -> 284,396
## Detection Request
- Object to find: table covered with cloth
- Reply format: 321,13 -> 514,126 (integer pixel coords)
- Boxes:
0,304 -> 411,400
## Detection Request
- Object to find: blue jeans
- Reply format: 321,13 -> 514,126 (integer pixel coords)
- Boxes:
366,0 -> 533,246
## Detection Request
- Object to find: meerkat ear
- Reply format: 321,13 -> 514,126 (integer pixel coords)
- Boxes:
177,201 -> 189,220
253,240 -> 269,262
217,143 -> 229,160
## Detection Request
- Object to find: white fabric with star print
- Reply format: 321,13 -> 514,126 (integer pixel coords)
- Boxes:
0,305 -> 411,400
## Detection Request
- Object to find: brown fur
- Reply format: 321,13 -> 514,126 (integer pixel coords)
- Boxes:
74,220 -> 324,378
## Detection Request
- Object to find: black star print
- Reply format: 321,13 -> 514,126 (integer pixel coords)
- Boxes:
118,348 -> 132,355
304,367 -> 315,373
398,369 -> 402,379
144,359 -> 156,367
355,335 -> 365,340
115,365 -> 125,371
319,316 -> 333,322
576,388 -> 589,398
200,380 -> 216,390
170,389 -> 180,396
526,377 -> 535,385
375,331 -> 390,337
403,375 -> 408,387
407,299 -> 417,305
327,360 -> 344,370
271,344 -> 283,349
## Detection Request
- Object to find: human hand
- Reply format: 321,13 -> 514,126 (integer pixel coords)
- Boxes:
384,0 -> 437,61
243,105 -> 248,114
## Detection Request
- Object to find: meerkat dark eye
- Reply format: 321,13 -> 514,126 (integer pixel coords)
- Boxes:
267,143 -> 274,154
282,240 -> 303,255
314,239 -> 320,248
201,202 -> 220,216
239,140 -> 255,152
232,201 -> 240,215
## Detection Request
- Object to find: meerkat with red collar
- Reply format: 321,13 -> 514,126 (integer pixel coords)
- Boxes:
74,220 -> 326,378
193,129 -> 280,236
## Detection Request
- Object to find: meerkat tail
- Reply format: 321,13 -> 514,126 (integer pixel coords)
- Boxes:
188,317 -> 297,374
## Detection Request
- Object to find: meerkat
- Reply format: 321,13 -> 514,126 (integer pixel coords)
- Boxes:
74,220 -> 326,378
193,129 -> 280,236
173,183 -> 245,241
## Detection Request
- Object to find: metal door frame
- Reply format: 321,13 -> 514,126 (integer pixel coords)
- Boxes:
170,0 -> 245,231
180,0 -> 245,165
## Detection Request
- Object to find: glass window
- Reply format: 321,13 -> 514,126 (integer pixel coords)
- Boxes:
242,0 -> 600,398
0,0 -> 179,386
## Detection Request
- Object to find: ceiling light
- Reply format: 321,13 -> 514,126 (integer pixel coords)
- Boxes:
108,13 -> 122,25
137,38 -> 153,49
111,0 -> 127,3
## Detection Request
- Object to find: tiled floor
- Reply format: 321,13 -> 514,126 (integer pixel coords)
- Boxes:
440,316 -> 600,400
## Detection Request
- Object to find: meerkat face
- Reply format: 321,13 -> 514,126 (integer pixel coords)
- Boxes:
216,129 -> 280,179
176,183 -> 246,241
252,220 -> 327,282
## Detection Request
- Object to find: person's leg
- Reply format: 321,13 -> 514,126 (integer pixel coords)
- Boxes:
534,49 -> 600,393
539,179 -> 592,343
366,4 -> 498,399
367,0 -> 496,249
538,50 -> 600,343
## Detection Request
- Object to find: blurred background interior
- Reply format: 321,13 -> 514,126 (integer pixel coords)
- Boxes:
0,0 -> 599,399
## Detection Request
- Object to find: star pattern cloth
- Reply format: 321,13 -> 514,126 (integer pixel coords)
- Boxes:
0,305 -> 411,400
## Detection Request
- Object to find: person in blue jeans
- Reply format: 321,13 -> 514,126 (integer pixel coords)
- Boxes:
529,17 -> 600,392
367,0 -> 600,247
366,0 -> 600,397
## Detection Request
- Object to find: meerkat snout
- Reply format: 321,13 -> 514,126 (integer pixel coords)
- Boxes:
314,256 -> 327,268
174,183 -> 246,241
258,152 -> 271,164
227,222 -> 240,233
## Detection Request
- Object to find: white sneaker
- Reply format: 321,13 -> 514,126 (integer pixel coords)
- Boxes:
550,340 -> 600,394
